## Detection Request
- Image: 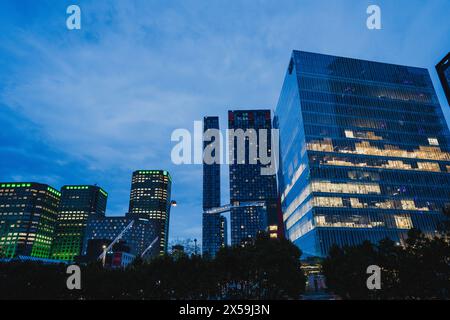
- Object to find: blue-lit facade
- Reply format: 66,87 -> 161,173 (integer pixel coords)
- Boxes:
275,51 -> 450,258
82,216 -> 159,258
202,116 -> 225,257
436,52 -> 450,106
203,117 -> 221,210
202,214 -> 228,256
228,110 -> 279,245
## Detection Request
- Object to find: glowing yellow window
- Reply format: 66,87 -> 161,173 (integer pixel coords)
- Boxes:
428,138 -> 439,146
394,215 -> 413,229
315,215 -> 327,226
345,130 -> 355,138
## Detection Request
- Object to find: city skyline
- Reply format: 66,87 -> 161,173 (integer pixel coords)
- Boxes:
0,169 -> 170,261
1,0 -> 449,243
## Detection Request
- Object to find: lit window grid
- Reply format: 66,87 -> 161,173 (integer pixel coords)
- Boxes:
276,51 -> 450,257
0,183 -> 60,259
128,171 -> 172,254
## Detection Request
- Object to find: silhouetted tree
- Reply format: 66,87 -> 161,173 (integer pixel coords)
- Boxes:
0,232 -> 306,300
214,232 -> 306,299
322,229 -> 450,300
438,206 -> 450,237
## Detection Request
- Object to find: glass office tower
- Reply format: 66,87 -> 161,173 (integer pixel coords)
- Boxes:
82,216 -> 159,258
275,51 -> 450,257
128,170 -> 172,255
436,52 -> 450,105
203,116 -> 221,210
0,183 -> 60,258
203,214 -> 227,256
202,116 -> 225,257
51,185 -> 108,261
228,110 -> 279,245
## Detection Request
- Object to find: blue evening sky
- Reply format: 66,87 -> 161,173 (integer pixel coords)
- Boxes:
1,0 -> 449,243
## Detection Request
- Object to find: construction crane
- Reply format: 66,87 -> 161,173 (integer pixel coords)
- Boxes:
98,220 -> 134,267
141,236 -> 159,258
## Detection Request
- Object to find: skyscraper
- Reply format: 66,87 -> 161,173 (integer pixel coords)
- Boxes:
202,116 -> 224,257
228,110 -> 279,245
51,185 -> 108,261
436,52 -> 450,105
275,50 -> 450,257
203,116 -> 221,210
0,183 -> 60,258
128,170 -> 172,255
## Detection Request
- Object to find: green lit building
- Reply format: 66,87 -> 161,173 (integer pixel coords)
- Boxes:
0,183 -> 61,259
128,170 -> 172,255
51,185 -> 108,261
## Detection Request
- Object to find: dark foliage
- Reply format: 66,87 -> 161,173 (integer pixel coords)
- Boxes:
322,229 -> 450,300
214,233 -> 306,299
0,233 -> 305,300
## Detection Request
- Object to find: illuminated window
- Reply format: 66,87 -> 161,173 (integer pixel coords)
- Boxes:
417,162 -> 440,172
311,181 -> 381,194
428,138 -> 439,146
313,196 -> 343,207
394,215 -> 413,229
350,198 -> 364,208
308,139 -> 450,161
344,130 -> 354,138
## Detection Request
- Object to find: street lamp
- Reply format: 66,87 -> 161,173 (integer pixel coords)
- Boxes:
171,200 -> 177,207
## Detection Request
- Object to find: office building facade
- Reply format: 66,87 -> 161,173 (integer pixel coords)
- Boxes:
202,214 -> 219,256
202,116 -> 225,257
436,52 -> 450,105
51,185 -> 108,261
203,213 -> 228,257
0,183 -> 60,258
228,110 -> 279,245
128,170 -> 172,255
203,116 -> 221,210
275,50 -> 450,257
82,216 -> 159,258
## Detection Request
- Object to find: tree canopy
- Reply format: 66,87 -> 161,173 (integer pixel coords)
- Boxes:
0,233 -> 306,300
322,229 -> 450,300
